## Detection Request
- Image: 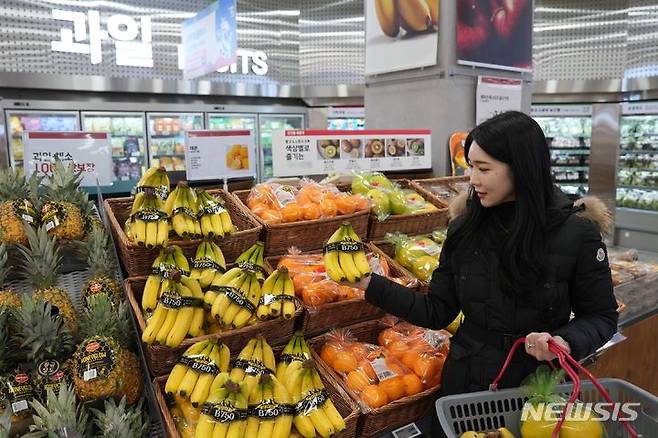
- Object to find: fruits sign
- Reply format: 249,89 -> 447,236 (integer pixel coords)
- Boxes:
271,130 -> 432,177
184,130 -> 256,181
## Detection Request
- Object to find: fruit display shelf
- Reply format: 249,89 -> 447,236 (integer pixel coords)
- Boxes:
7,249 -> 167,437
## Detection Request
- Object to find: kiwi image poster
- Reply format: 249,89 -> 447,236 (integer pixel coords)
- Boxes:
456,0 -> 532,72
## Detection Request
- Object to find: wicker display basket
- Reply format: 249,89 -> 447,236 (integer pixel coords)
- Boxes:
232,189 -> 369,256
309,318 -> 442,437
366,179 -> 449,240
371,238 -> 434,293
125,275 -> 300,377
263,243 -> 416,337
153,346 -> 361,438
410,175 -> 470,207
105,189 -> 262,277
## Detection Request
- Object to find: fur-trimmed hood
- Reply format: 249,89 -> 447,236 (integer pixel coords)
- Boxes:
447,190 -> 613,236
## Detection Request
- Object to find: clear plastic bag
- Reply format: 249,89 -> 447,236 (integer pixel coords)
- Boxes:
385,232 -> 443,282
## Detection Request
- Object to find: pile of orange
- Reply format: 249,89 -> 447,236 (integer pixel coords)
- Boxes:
246,182 -> 369,224
378,323 -> 450,388
320,331 -> 426,410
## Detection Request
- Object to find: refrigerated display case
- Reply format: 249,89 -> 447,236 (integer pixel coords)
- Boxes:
617,115 -> 658,211
259,114 -> 304,180
6,110 -> 79,168
82,112 -> 147,193
327,117 -> 365,130
534,115 -> 592,197
147,112 -> 204,180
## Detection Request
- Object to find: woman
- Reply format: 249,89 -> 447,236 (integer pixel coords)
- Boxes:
352,111 -> 618,428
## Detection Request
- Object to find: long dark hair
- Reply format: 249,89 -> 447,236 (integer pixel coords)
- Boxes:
447,111 -> 555,294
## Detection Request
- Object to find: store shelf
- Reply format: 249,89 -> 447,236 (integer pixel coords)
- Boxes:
150,133 -> 184,139
552,166 -> 589,171
151,154 -> 186,159
619,168 -> 658,172
618,185 -> 658,191
620,149 -> 658,155
557,181 -> 588,186
550,148 -> 590,154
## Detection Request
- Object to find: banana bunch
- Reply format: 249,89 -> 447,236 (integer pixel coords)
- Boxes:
195,379 -> 248,438
229,337 -> 276,398
129,189 -> 169,248
166,340 -> 231,407
375,0 -> 437,38
136,165 -> 170,200
245,374 -> 294,438
170,395 -> 200,438
197,189 -> 234,238
235,242 -> 266,280
323,223 -> 371,283
209,270 -> 261,329
283,362 -> 346,438
190,240 -> 227,289
256,267 -> 296,321
142,245 -> 190,313
165,182 -> 201,239
141,271 -> 203,347
275,333 -> 311,383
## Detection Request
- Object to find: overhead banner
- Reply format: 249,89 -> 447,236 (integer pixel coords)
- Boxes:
23,131 -> 112,186
457,0 -> 532,72
272,129 -> 432,177
181,0 -> 237,80
185,130 -> 255,181
365,0 -> 439,75
475,76 -> 523,125
531,105 -> 593,117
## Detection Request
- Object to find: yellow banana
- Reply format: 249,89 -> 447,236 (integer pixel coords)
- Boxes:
219,210 -> 233,235
231,273 -> 261,329
206,267 -> 243,309
164,187 -> 178,216
241,338 -> 263,397
155,304 -> 178,345
145,221 -> 158,248
312,369 -> 345,432
210,371 -> 230,394
302,369 -> 334,437
179,342 -> 214,398
183,276 -> 205,338
200,214 -> 214,237
166,341 -> 210,396
210,213 -> 224,237
190,345 -> 218,407
156,219 -> 169,246
268,272 -> 286,318
133,219 -> 147,245
172,247 -> 191,273
245,380 -> 263,438
287,366 -> 315,438
141,274 -> 162,312
275,335 -> 298,382
229,338 -> 257,383
261,338 -> 276,374
218,343 -> 231,372
375,0 -> 399,37
211,242 -> 227,269
282,273 -> 296,320
141,303 -> 168,344
165,282 -> 195,347
344,223 -> 371,277
323,226 -> 346,282
226,389 -> 247,438
221,274 -> 251,327
398,0 -> 432,32
271,376 -> 293,438
257,270 -> 279,320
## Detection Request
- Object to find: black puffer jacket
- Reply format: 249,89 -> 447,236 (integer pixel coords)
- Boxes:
365,192 -> 618,396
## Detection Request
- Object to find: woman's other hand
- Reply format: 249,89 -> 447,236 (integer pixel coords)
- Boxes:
525,332 -> 571,361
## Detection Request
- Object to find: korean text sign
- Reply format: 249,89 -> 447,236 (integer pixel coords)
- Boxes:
182,0 -> 237,80
271,130 -> 432,177
475,76 -> 523,125
185,130 -> 255,181
23,132 -> 113,186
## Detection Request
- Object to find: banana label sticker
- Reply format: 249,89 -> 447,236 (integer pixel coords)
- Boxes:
295,388 -> 329,416
249,400 -> 295,419
178,355 -> 220,375
202,401 -> 247,423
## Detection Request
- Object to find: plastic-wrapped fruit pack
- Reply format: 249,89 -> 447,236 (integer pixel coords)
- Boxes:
246,179 -> 369,224
385,232 -> 444,283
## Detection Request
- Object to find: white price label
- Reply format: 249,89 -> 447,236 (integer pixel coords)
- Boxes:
12,400 -> 28,413
185,130 -> 256,181
392,422 -> 422,438
370,357 -> 397,382
422,330 -> 445,350
83,369 -> 98,382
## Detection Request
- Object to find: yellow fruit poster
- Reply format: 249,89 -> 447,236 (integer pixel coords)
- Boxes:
365,0 -> 439,75
185,129 -> 255,181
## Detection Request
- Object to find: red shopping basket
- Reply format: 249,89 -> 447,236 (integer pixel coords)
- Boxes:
436,338 -> 658,437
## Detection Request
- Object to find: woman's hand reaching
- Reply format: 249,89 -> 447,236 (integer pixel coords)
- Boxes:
525,332 -> 571,361
339,275 -> 372,291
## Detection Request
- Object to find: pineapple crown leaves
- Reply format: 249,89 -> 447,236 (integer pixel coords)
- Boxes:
17,224 -> 62,289
0,309 -> 20,374
24,384 -> 90,438
0,243 -> 9,287
91,396 -> 150,438
42,158 -> 95,218
0,167 -> 31,202
520,365 -> 566,405
15,295 -> 75,364
79,294 -> 131,348
81,224 -> 116,277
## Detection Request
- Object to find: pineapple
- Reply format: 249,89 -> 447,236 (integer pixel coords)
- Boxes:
40,159 -> 93,241
17,225 -> 78,334
26,384 -> 89,437
0,243 -> 21,310
81,225 -> 122,307
0,310 -> 19,375
0,168 -> 38,246
73,294 -> 143,405
0,406 -> 10,437
91,397 -> 149,438
14,295 -> 75,403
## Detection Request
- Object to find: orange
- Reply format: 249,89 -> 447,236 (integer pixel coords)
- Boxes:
352,194 -> 370,211
402,373 -> 423,396
249,202 -> 268,216
281,202 -> 302,223
401,350 -> 419,371
259,209 -> 283,224
384,358 -> 406,377
358,360 -> 377,381
360,384 -> 389,409
413,355 -> 444,385
337,285 -> 357,300
320,343 -> 340,368
378,328 -> 403,347
297,186 -> 322,205
346,369 -> 372,392
378,376 -> 406,402
301,203 -> 321,221
335,194 -> 357,215
333,350 -> 358,373
349,343 -> 369,359
319,199 -> 338,217
386,340 -> 409,359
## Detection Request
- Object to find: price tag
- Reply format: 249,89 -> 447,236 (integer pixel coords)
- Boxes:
23,131 -> 113,186
11,400 -> 28,413
83,369 -> 98,382
392,422 -> 422,438
369,357 -> 397,382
